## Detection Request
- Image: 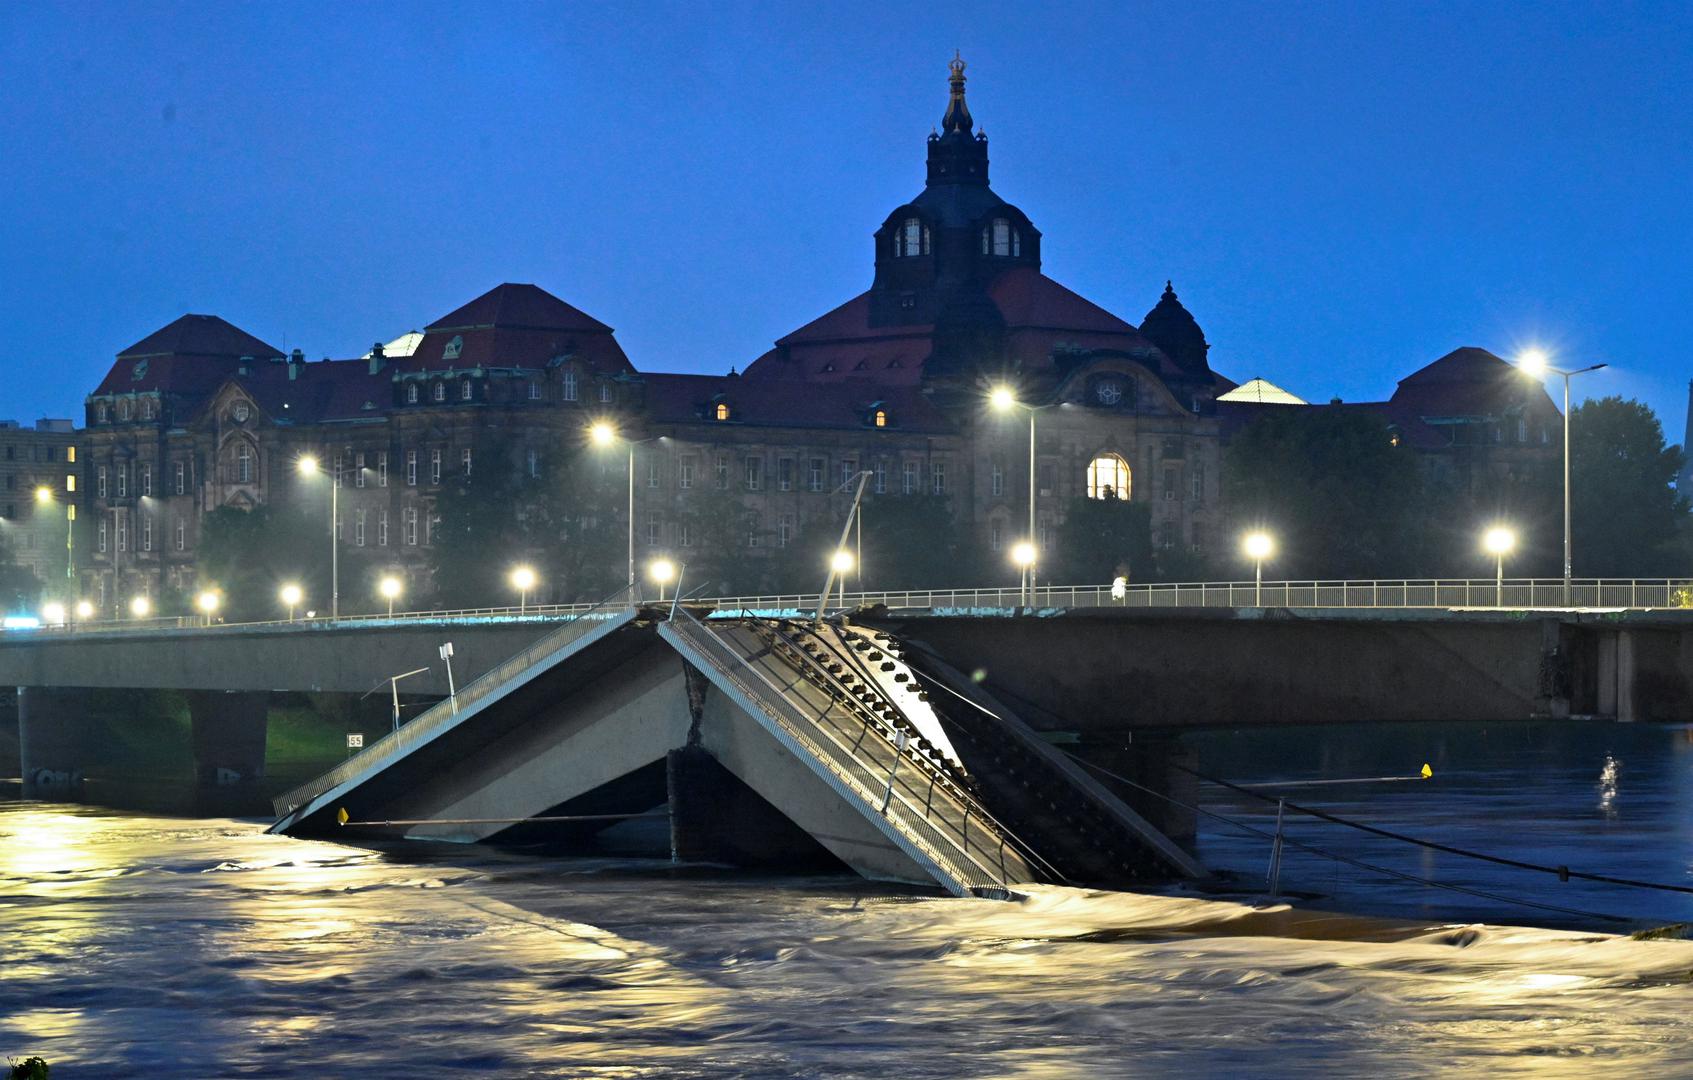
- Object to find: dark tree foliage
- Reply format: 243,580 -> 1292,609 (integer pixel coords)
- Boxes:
1570,396 -> 1690,577
1222,408 -> 1432,579
768,494 -> 976,596
671,486 -> 757,598
0,530 -> 42,614
196,504 -> 329,621
1051,494 -> 1152,585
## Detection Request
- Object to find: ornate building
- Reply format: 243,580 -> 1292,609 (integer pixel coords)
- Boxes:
61,58 -> 1555,613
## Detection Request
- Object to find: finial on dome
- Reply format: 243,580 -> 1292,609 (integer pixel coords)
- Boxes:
942,51 -> 973,134
1164,280 -> 1176,297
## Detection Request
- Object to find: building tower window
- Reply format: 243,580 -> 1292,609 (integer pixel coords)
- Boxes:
981,217 -> 1021,257
895,216 -> 929,257
1087,453 -> 1131,500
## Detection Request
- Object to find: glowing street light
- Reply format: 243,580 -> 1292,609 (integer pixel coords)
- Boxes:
587,421 -> 638,604
1242,531 -> 1274,607
74,600 -> 95,621
41,602 -> 66,626
1483,526 -> 1516,606
34,485 -> 74,582
130,595 -> 152,619
990,385 -> 1044,605
648,558 -> 677,602
196,590 -> 220,626
296,454 -> 340,619
1516,348 -> 1607,605
378,575 -> 403,617
280,583 -> 303,622
510,565 -> 537,614
829,549 -> 856,574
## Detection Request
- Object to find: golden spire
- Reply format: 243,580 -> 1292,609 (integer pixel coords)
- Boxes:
942,50 -> 973,134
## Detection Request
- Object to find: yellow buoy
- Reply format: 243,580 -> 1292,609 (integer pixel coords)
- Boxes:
1420,763 -> 1433,779
336,807 -> 350,826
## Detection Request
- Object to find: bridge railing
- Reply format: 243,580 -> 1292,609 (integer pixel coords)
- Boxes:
9,577 -> 1693,637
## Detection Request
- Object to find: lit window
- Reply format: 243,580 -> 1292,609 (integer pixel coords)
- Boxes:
874,409 -> 888,427
66,447 -> 76,463
715,402 -> 730,421
1088,453 -> 1130,500
66,475 -> 76,492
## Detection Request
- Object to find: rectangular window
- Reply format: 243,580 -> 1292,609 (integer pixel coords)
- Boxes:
778,513 -> 795,548
378,510 -> 389,547
745,456 -> 762,491
355,509 -> 367,547
98,465 -> 107,498
931,462 -> 946,495
404,507 -> 417,545
98,518 -> 108,553
808,457 -> 825,492
66,446 -> 76,464
117,465 -> 127,498
462,448 -> 472,477
648,459 -> 661,488
680,521 -> 693,548
406,451 -> 417,486
460,380 -> 473,401
66,474 -> 76,493
528,382 -> 540,400
175,461 -> 185,495
143,464 -> 153,496
644,512 -> 660,546
777,458 -> 793,491
350,452 -> 362,487
430,449 -> 442,485
1164,468 -> 1177,500
902,461 -> 918,495
598,383 -> 612,403
991,458 -> 1004,497
378,452 -> 388,487
840,459 -> 857,489
563,371 -> 578,401
527,449 -> 540,478
745,514 -> 761,548
1039,464 -> 1055,496
427,513 -> 439,546
679,456 -> 696,490
1190,464 -> 1204,501
333,453 -> 343,488
714,456 -> 728,489
143,513 -> 152,551
1038,514 -> 1053,551
175,517 -> 185,551
335,508 -> 344,541
874,460 -> 887,494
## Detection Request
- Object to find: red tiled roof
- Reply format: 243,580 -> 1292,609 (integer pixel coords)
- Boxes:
642,374 -> 954,434
95,314 -> 287,398
404,283 -> 632,374
117,313 -> 283,361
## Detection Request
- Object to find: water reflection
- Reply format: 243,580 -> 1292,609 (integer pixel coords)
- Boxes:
1597,753 -> 1620,817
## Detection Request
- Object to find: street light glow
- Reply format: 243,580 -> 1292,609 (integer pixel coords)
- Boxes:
1243,532 -> 1274,561
1011,541 -> 1037,568
648,558 -> 677,585
297,454 -> 320,475
1515,349 -> 1549,377
280,583 -> 304,607
510,566 -> 537,592
41,602 -> 66,625
379,576 -> 403,600
1483,526 -> 1517,556
74,600 -> 94,620
34,485 -> 53,504
830,549 -> 855,574
589,422 -> 617,446
989,386 -> 1017,412
196,591 -> 220,614
130,595 -> 152,618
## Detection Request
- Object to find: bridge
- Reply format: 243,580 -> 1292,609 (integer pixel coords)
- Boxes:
3,579 -> 1689,894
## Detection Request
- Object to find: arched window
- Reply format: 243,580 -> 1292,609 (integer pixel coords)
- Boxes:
237,444 -> 252,484
96,403 -> 108,424
873,409 -> 888,428
118,400 -> 131,421
141,399 -> 154,420
406,384 -> 419,404
895,216 -> 928,257
1087,453 -> 1131,501
981,217 -> 1021,257
433,382 -> 446,402
714,402 -> 731,421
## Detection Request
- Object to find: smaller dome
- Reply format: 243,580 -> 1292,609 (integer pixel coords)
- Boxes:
1139,281 -> 1209,375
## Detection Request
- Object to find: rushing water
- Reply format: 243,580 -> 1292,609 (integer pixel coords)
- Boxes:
5,719 -> 1693,1076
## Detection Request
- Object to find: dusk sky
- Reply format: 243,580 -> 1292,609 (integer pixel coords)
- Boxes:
3,3 -> 1688,433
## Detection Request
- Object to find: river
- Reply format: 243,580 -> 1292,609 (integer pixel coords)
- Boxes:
4,718 -> 1693,1076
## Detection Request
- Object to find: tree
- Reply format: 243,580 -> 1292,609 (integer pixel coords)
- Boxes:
1222,408 -> 1433,579
1570,396 -> 1689,577
0,530 -> 42,614
196,504 -> 329,621
1051,494 -> 1153,585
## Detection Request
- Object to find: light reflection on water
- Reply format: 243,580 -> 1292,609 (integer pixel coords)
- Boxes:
3,803 -> 1693,1077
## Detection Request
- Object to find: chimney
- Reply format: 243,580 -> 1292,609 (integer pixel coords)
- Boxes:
369,342 -> 386,376
289,348 -> 304,381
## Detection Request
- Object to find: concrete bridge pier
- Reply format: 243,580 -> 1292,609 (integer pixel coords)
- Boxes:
17,685 -> 98,794
187,690 -> 271,786
1072,734 -> 1200,848
665,745 -> 838,868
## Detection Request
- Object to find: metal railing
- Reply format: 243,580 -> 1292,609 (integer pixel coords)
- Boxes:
664,609 -> 1024,892
12,577 -> 1693,639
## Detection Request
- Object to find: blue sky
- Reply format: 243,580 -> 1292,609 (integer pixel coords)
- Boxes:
2,2 -> 1688,435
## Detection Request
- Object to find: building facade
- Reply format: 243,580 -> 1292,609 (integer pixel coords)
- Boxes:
51,57 -> 1555,614
0,419 -> 81,590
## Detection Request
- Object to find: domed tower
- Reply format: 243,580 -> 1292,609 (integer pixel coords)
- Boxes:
868,53 -> 1041,344
1139,281 -> 1212,379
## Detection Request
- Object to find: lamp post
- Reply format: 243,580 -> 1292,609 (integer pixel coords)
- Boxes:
74,600 -> 94,622
990,387 -> 1048,606
378,575 -> 402,617
510,565 -> 537,614
648,558 -> 677,603
195,589 -> 220,627
296,455 -> 340,620
1242,531 -> 1274,607
280,583 -> 303,622
1516,350 -> 1606,606
129,594 -> 151,619
1010,541 -> 1037,607
1483,526 -> 1516,607
34,486 -> 73,584
589,422 -> 640,605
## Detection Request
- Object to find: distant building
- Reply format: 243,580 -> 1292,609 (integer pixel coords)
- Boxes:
0,419 -> 82,589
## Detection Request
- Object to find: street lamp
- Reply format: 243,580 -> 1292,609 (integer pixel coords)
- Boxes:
1516,349 -> 1607,606
378,575 -> 403,617
280,583 -> 303,622
296,454 -> 340,620
1483,526 -> 1516,607
648,558 -> 677,603
74,600 -> 94,621
510,565 -> 537,614
1242,531 -> 1274,607
990,387 -> 1045,605
589,421 -> 638,604
41,602 -> 66,626
34,485 -> 74,582
1010,541 -> 1037,606
130,594 -> 151,618
195,590 -> 220,626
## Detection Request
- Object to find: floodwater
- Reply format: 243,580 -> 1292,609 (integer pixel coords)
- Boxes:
4,718 -> 1693,1076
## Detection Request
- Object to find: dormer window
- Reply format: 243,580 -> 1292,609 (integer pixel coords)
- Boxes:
873,409 -> 889,428
118,400 -> 131,421
433,382 -> 446,402
443,335 -> 464,361
407,384 -> 419,404
981,218 -> 1021,257
141,399 -> 155,420
714,402 -> 731,421
895,216 -> 930,257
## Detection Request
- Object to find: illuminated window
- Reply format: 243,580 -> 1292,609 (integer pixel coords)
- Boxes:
874,409 -> 888,427
1087,453 -> 1131,500
715,402 -> 730,421
66,475 -> 76,493
66,447 -> 76,463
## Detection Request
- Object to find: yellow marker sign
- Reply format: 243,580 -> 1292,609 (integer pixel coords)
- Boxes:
1420,763 -> 1433,779
336,807 -> 349,826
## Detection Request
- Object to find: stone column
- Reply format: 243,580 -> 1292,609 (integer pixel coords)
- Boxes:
17,686 -> 97,794
187,690 -> 270,786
